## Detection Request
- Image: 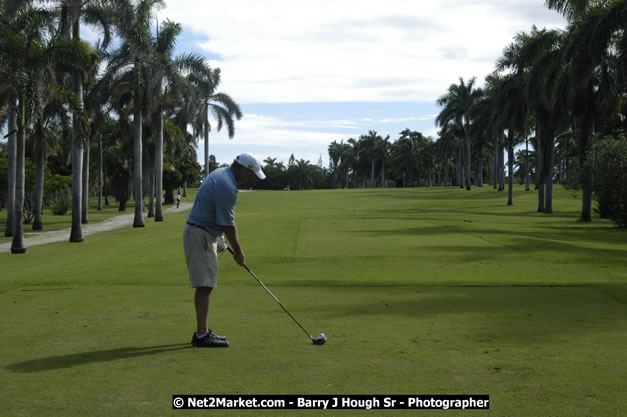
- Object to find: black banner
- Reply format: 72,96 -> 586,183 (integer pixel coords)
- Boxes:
172,395 -> 489,410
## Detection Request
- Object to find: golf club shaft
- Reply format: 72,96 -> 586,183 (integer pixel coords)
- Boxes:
227,247 -> 313,340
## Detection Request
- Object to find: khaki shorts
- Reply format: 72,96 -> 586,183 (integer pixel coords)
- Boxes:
183,224 -> 218,288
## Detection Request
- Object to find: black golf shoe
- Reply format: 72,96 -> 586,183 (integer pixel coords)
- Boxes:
191,329 -> 227,341
191,331 -> 229,347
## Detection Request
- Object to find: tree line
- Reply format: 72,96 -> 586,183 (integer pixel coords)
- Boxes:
1,0 -> 241,254
433,0 -> 626,225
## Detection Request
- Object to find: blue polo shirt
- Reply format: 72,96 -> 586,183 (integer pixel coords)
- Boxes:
187,167 -> 238,236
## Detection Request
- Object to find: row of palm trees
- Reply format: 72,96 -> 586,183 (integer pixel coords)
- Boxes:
1,0 -> 242,254
435,0 -> 626,220
327,129 -> 436,189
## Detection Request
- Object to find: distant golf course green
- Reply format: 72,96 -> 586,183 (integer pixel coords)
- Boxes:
1,185 -> 626,416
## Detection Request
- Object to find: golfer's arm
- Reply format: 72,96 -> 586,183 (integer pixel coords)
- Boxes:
222,225 -> 242,253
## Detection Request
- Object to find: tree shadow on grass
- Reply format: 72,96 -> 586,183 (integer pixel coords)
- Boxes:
305,286 -> 627,344
6,343 -> 191,373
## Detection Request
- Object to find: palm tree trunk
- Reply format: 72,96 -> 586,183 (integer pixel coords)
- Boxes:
579,116 -> 594,222
11,106 -> 26,254
507,132 -> 514,206
104,168 -> 109,207
535,136 -> 542,191
477,144 -> 483,187
525,138 -> 530,191
133,62 -> 145,228
544,132 -> 554,214
544,138 -> 555,214
70,15 -> 83,242
536,133 -> 545,212
563,138 -> 569,184
204,120 -> 209,176
33,132 -> 45,230
70,72 -> 84,242
97,138 -> 103,210
370,159 -> 375,188
5,99 -> 17,237
81,143 -> 89,224
444,150 -> 449,186
492,135 -> 499,190
489,155 -> 493,187
147,157 -> 155,217
465,131 -> 471,190
155,112 -> 164,221
498,134 -> 505,192
381,159 -> 385,188
456,145 -> 462,188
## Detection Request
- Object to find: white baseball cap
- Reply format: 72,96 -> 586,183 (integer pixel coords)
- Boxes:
235,153 -> 266,179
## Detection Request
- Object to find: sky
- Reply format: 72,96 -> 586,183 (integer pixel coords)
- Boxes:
104,1 -> 566,168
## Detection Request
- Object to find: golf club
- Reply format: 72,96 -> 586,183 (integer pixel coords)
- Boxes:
226,247 -> 326,345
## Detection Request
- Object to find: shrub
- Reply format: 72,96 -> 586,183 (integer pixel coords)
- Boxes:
593,136 -> 627,227
51,188 -> 71,216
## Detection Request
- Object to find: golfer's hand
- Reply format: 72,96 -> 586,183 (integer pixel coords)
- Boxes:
233,248 -> 245,266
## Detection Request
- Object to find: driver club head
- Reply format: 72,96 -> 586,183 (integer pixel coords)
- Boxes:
312,333 -> 327,345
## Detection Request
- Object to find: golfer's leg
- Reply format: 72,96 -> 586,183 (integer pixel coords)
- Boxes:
195,286 -> 213,334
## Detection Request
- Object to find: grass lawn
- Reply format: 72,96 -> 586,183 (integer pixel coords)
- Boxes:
1,185 -> 626,416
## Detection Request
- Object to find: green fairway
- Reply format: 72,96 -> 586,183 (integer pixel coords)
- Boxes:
1,185 -> 626,416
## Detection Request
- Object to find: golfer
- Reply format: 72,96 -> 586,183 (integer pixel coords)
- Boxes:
183,153 -> 265,347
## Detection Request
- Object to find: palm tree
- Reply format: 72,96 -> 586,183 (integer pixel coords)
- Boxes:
437,122 -> 464,187
0,5 -> 51,252
544,0 -> 594,22
435,126 -> 453,186
379,134 -> 391,187
148,19 -> 206,221
30,83 -> 77,231
344,138 -> 359,188
468,85 -> 499,188
0,10 -> 17,236
492,72 -> 529,205
13,0 -> 113,241
436,77 -> 482,190
288,159 -> 311,190
551,1 -> 626,221
335,140 -> 352,189
390,129 -> 421,187
497,26 -> 566,213
188,65 -> 242,176
57,39 -> 101,227
1,6 -> 20,238
22,0 -> 114,241
359,130 -> 382,188
84,51 -> 115,214
328,140 -> 343,189
110,0 -> 164,228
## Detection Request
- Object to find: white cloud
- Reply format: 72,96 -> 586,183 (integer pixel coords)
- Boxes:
210,114 -> 345,147
157,0 -> 566,103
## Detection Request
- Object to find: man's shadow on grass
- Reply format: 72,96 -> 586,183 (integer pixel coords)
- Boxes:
6,343 -> 191,373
